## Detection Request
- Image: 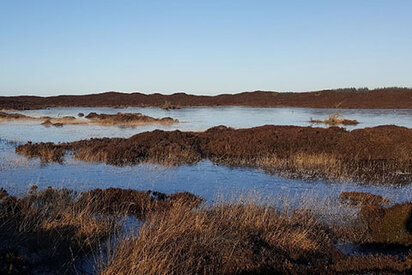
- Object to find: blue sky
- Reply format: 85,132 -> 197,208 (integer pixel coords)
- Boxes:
1,0 -> 411,96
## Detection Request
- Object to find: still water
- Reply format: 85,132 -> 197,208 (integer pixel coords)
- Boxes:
0,107 -> 411,203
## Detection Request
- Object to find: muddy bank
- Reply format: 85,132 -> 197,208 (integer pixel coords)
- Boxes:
1,87 -> 412,110
16,125 -> 412,184
0,111 -> 177,127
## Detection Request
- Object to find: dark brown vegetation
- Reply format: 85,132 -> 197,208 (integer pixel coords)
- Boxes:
75,188 -> 202,219
359,202 -> 412,246
1,87 -> 412,110
339,191 -> 391,206
0,187 -> 201,273
336,191 -> 412,247
16,125 -> 412,184
310,113 -> 359,126
85,112 -> 177,125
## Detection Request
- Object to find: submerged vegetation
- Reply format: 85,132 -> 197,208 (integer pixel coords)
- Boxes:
309,113 -> 359,126
16,125 -> 412,184
0,186 -> 411,274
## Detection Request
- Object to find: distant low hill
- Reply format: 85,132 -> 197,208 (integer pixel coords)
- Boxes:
1,87 -> 411,109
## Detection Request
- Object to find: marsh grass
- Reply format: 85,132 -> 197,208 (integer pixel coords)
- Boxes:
216,153 -> 411,184
101,193 -> 412,274
1,186 -> 410,273
310,113 -> 359,126
0,186 -> 201,273
101,201 -> 337,274
0,187 -> 117,273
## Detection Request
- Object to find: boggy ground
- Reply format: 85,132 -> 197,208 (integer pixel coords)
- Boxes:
1,187 -> 411,274
0,111 -> 177,127
102,196 -> 412,274
1,88 -> 412,110
16,125 -> 412,184
0,186 -> 201,274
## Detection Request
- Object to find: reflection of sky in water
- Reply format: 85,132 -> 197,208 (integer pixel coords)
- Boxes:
0,107 -> 411,203
0,106 -> 411,143
1,143 -> 411,205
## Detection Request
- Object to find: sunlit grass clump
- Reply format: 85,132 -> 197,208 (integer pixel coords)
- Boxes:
310,113 -> 359,126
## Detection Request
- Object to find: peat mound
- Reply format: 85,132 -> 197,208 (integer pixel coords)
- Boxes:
16,125 -> 412,184
85,112 -> 177,125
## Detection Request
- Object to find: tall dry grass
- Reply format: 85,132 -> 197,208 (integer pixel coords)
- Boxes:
0,186 -> 117,273
101,200 -> 337,274
1,186 -> 411,273
0,186 -> 202,273
102,198 -> 412,274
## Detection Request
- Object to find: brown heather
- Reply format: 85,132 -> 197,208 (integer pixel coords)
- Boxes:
1,88 -> 412,110
16,125 -> 412,184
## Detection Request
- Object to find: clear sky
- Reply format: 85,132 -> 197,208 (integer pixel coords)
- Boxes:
1,0 -> 411,96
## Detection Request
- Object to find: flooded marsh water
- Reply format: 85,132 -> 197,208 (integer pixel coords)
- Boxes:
0,106 -> 411,203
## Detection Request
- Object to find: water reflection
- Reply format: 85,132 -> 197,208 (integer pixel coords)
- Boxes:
0,107 -> 411,202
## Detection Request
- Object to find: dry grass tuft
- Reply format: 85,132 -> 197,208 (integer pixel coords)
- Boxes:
101,202 -> 337,274
102,199 -> 412,274
310,113 -> 359,126
0,186 -> 115,273
0,186 -> 201,273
